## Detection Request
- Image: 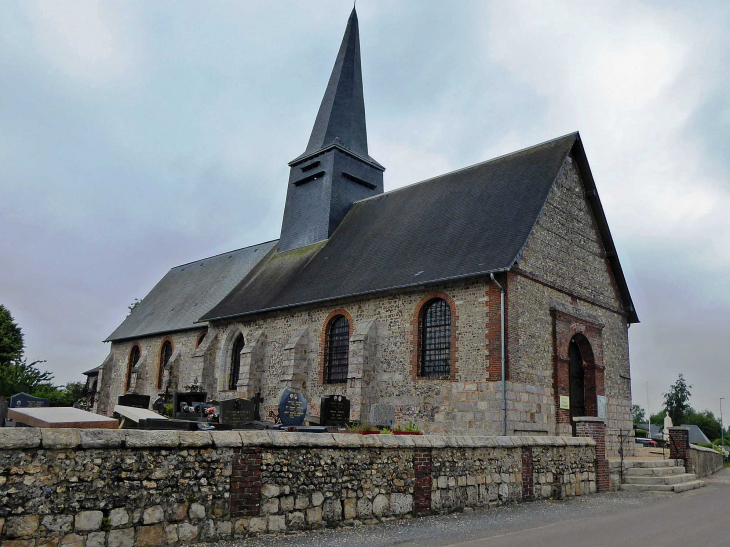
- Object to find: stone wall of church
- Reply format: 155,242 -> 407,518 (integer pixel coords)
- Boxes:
511,153 -> 634,456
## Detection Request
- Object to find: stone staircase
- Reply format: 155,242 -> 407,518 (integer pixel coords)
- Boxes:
621,459 -> 706,493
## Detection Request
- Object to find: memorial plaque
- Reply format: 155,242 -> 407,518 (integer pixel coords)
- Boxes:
559,396 -> 570,410
219,398 -> 255,428
117,394 -> 151,409
597,395 -> 608,420
10,392 -> 50,409
278,389 -> 307,426
320,395 -> 350,427
369,404 -> 395,428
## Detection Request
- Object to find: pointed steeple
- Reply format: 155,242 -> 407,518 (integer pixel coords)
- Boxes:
279,8 -> 384,253
291,8 -> 380,167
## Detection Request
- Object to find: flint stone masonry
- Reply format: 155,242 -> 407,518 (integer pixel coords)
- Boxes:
0,428 -> 596,545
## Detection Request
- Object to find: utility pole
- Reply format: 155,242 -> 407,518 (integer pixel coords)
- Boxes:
721,398 -> 725,453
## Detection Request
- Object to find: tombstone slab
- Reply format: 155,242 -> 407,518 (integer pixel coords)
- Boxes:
369,404 -> 395,428
278,389 -> 307,426
7,407 -> 118,429
321,395 -> 350,427
219,398 -> 255,429
117,394 -> 151,409
114,405 -> 167,424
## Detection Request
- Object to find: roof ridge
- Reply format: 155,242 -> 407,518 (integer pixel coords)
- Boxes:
354,131 -> 579,204
170,239 -> 279,270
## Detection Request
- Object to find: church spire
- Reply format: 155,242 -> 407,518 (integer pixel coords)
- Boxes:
279,8 -> 384,253
291,8 -> 379,167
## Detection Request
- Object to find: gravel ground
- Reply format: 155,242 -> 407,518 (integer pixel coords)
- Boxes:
194,489 -> 672,547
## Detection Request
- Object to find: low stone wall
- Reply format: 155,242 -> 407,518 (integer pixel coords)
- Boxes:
0,429 -> 596,546
688,444 -> 724,478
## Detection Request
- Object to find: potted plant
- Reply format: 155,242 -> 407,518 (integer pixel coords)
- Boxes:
344,422 -> 381,435
393,421 -> 423,435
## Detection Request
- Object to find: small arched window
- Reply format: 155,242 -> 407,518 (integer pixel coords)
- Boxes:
419,298 -> 451,378
158,340 -> 173,389
324,315 -> 350,384
196,328 -> 208,349
126,345 -> 140,392
229,333 -> 245,390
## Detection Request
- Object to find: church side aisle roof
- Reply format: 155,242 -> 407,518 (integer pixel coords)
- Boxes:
202,132 -> 636,323
105,240 -> 277,342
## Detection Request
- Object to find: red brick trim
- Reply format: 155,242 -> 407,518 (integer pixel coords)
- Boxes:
125,343 -> 141,393
413,448 -> 432,516
669,428 -> 689,469
485,273 -> 508,381
230,447 -> 262,517
318,309 -> 355,386
157,337 -> 174,390
410,292 -> 459,381
575,420 -> 608,493
521,447 -> 534,500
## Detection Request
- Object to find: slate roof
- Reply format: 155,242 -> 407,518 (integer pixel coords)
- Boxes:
290,8 -> 382,169
201,132 -> 637,323
105,240 -> 277,342
682,424 -> 712,444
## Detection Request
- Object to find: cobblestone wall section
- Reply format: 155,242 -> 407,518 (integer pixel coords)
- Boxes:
0,429 -> 595,545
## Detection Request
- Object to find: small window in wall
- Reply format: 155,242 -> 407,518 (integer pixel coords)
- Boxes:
196,328 -> 208,349
325,315 -> 350,384
419,298 -> 451,378
126,345 -> 140,392
158,340 -> 173,389
229,333 -> 245,390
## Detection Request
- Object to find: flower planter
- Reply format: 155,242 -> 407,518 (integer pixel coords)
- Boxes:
393,431 -> 423,435
361,430 -> 381,435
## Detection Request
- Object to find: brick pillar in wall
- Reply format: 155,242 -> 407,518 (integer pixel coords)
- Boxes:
669,427 -> 690,469
575,417 -> 608,493
413,448 -> 432,516
230,448 -> 262,517
521,447 -> 534,500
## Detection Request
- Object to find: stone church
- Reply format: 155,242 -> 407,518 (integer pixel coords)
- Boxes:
94,8 -> 638,455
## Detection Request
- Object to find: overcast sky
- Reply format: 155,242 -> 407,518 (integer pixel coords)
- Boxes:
2,1 -> 729,418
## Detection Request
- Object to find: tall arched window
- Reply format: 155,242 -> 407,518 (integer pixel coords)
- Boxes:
229,333 -> 245,390
158,340 -> 173,389
419,298 -> 451,378
126,345 -> 140,392
324,315 -> 350,384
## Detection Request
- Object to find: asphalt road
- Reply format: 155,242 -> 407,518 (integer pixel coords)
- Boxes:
204,468 -> 730,547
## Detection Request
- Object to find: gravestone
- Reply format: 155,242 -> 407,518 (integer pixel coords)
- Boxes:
252,392 -> 263,421
278,389 -> 307,426
6,393 -> 50,427
369,404 -> 395,429
0,397 -> 7,427
320,395 -> 350,427
117,394 -> 151,409
219,398 -> 255,429
173,391 -> 208,420
152,397 -> 168,415
7,407 -> 118,429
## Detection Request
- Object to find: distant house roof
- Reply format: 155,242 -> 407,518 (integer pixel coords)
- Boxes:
637,423 -> 662,440
201,132 -> 638,323
682,424 -> 712,445
105,240 -> 277,342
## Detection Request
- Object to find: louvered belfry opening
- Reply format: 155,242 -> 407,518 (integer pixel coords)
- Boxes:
229,333 -> 245,390
325,315 -> 350,384
420,299 -> 451,378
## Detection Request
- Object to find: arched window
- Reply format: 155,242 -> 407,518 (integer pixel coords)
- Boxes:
126,345 -> 140,392
229,333 -> 245,390
419,298 -> 451,378
324,315 -> 350,384
158,340 -> 173,389
196,328 -> 208,349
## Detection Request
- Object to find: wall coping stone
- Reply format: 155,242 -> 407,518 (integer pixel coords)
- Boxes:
573,417 -> 606,423
691,444 -> 719,454
668,426 -> 690,431
0,428 -> 596,450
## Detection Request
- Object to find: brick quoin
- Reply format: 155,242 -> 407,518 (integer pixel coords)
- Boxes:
576,419 -> 609,493
521,447 -> 534,500
230,448 -> 262,517
485,274 -> 507,381
413,448 -> 432,516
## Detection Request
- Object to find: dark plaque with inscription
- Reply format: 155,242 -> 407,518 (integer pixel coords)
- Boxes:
10,393 -> 50,409
278,389 -> 307,426
320,395 -> 350,427
219,398 -> 255,428
117,394 -> 151,409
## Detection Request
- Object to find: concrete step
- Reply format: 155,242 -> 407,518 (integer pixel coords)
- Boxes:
625,466 -> 686,477
624,473 -> 697,485
630,459 -> 680,468
621,479 -> 706,493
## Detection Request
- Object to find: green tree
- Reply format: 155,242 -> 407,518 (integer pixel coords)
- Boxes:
683,408 -> 722,441
0,305 -> 24,365
0,358 -> 54,398
649,412 -> 665,427
631,404 -> 646,424
663,374 -> 692,425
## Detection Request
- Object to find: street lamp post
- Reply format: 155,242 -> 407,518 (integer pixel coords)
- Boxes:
721,398 -> 725,453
